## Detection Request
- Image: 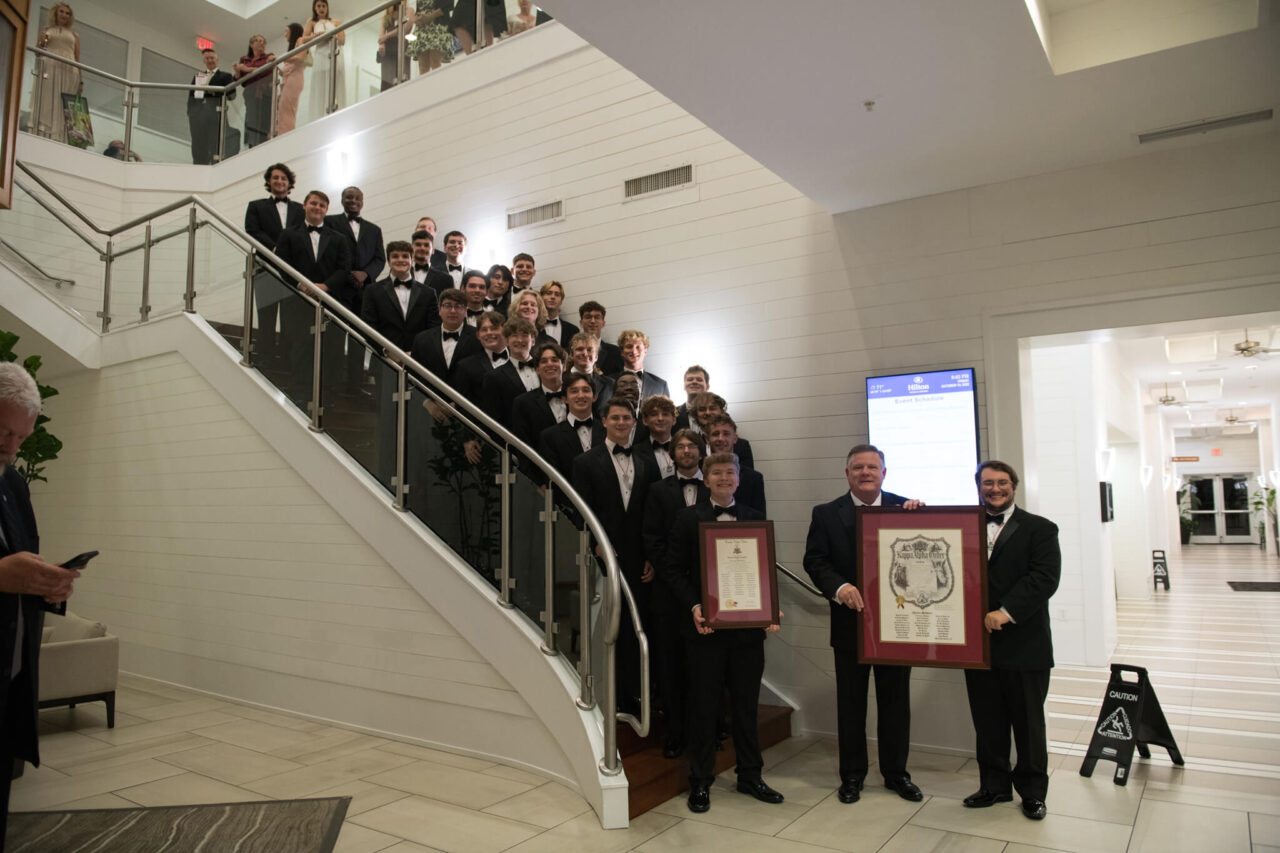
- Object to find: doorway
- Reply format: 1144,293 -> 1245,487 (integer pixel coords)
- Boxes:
1187,474 -> 1256,544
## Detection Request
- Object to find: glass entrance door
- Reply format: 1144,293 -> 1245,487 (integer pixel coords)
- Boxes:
1188,474 -> 1257,544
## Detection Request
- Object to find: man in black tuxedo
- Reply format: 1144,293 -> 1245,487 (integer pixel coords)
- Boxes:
480,318 -> 538,429
441,230 -> 468,288
611,330 -> 670,400
572,398 -> 660,714
705,414 -> 765,515
461,271 -> 490,327
244,163 -> 304,365
410,231 -> 453,295
326,186 -> 386,395
578,301 -> 622,375
567,333 -> 614,403
0,365 -> 80,836
187,48 -> 235,164
963,460 -> 1061,821
408,289 -> 477,386
452,312 -> 508,402
273,190 -> 352,405
803,444 -> 925,805
539,372 -> 603,483
363,241 -> 440,354
673,365 -> 709,432
414,216 -> 449,270
539,281 -> 579,347
511,252 -> 536,297
690,392 -> 755,468
635,395 -> 677,480
643,428 -> 707,758
662,452 -> 784,813
511,341 -> 567,449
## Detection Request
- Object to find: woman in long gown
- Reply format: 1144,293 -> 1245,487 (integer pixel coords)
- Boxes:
301,0 -> 345,122
30,3 -> 81,143
234,35 -> 275,147
276,23 -> 307,135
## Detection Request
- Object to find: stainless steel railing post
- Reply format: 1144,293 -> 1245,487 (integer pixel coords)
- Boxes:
216,88 -> 227,163
241,250 -> 256,366
498,449 -> 515,609
184,207 -> 198,312
540,487 -> 557,655
393,366 -> 409,511
269,67 -> 280,140
122,86 -> 136,162
309,300 -> 324,431
98,237 -> 113,333
139,222 -> 152,322
398,1 -> 411,84
576,529 -> 595,710
328,38 -> 339,114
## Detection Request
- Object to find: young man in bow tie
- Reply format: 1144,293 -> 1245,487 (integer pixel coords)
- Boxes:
674,365 -> 709,432
414,216 -> 448,270
408,288 -> 477,388
636,395 -> 677,479
662,452 -> 783,813
511,341 -> 568,449
538,280 -> 578,347
539,371 -> 603,483
410,231 -> 453,294
326,186 -> 385,396
480,318 -> 538,429
963,460 -> 1060,822
577,301 -> 622,375
452,311 -> 508,403
461,271 -> 489,327
572,399 -> 660,716
643,428 -> 709,759
442,231 -> 467,287
511,252 -> 536,296
244,163 -> 303,366
802,445 -> 925,807
610,330 -> 670,400
705,414 -> 765,515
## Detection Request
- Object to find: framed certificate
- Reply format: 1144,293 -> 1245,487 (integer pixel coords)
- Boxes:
698,521 -> 779,629
855,506 -> 990,668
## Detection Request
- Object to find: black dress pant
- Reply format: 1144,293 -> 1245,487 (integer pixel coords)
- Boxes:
188,102 -> 222,164
964,667 -> 1050,800
653,602 -> 688,746
833,650 -> 912,784
685,628 -> 764,787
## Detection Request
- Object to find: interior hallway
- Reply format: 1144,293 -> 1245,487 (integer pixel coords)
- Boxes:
13,546 -> 1280,852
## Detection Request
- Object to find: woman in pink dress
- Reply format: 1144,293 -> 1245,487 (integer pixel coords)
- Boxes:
276,23 -> 307,135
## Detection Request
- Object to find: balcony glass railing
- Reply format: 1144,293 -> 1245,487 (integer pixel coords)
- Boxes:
19,0 -> 554,165
0,157 -> 643,775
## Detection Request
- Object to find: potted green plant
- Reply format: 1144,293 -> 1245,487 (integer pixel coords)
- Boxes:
1251,485 -> 1277,555
1176,485 -> 1196,545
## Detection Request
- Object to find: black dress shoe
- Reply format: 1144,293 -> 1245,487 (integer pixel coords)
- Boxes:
963,789 -> 1013,808
1021,798 -> 1047,820
736,778 -> 784,804
687,784 -> 710,813
837,779 -> 862,803
885,777 -> 923,802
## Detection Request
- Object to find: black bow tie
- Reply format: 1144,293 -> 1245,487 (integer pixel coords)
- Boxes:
272,197 -> 287,204
306,225 -> 322,233
483,299 -> 499,308
679,477 -> 700,487
651,439 -> 670,453
544,389 -> 563,401
415,263 -> 431,271
448,264 -> 462,271
626,369 -> 643,379
713,504 -> 738,518
492,350 -> 508,363
346,213 -> 360,222
393,280 -> 411,288
442,331 -> 459,341
987,513 -> 1005,525
612,444 -> 632,457
517,359 -> 535,370
546,318 -> 558,326
467,308 -> 483,316
573,417 -> 593,429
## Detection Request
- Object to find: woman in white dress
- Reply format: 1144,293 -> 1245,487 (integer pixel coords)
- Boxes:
301,0 -> 345,123
30,3 -> 81,143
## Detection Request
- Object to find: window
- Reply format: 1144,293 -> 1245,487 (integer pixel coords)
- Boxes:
138,48 -> 191,139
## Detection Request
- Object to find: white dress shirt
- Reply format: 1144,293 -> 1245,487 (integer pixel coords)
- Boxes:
605,438 -> 635,509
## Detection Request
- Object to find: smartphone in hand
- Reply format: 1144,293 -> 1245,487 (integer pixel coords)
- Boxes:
59,550 -> 99,571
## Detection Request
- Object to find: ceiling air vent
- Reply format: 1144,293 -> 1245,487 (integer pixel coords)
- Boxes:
1138,109 -> 1273,144
507,200 -> 563,230
625,164 -> 693,199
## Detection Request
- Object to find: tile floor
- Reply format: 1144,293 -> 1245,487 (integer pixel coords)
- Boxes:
15,545 -> 1280,852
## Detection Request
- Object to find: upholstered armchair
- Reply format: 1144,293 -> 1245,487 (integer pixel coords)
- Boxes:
38,611 -> 120,728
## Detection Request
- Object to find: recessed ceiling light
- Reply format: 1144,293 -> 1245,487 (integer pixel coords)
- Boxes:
1239,401 -> 1248,405
1168,370 -> 1182,375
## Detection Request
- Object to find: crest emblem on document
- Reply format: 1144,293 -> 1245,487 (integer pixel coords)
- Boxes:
888,535 -> 955,609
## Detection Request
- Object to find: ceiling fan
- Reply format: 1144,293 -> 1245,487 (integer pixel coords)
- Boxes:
1231,328 -> 1277,358
1153,381 -> 1212,407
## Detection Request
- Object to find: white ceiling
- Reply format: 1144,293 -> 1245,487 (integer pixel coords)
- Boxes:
543,0 -> 1280,213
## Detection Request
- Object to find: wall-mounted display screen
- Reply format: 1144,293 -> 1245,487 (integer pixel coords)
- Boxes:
866,368 -> 980,506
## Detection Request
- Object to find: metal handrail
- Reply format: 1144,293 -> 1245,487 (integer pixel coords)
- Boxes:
776,561 -> 824,598
0,237 -> 74,288
5,161 -> 644,773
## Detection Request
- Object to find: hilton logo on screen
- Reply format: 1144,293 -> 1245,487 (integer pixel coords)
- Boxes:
907,375 -> 929,391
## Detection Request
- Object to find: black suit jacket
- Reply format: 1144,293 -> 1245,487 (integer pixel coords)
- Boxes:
539,418 -> 604,484
361,278 -> 440,352
245,197 -> 304,249
643,475 -> 708,610
325,214 -> 387,288
414,265 -> 454,297
985,507 -> 1061,670
542,318 -> 579,347
273,224 -> 353,303
187,69 -> 234,115
409,324 -> 479,388
735,465 -> 767,516
803,490 -> 907,652
662,500 -> 766,638
481,361 -> 530,429
597,341 -> 623,375
608,368 -> 670,401
571,443 -> 660,582
0,467 -> 53,766
511,386 -> 564,449
453,351 -> 500,401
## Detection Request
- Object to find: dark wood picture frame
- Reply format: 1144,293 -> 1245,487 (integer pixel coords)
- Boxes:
0,0 -> 28,211
698,520 -> 779,629
855,505 -> 990,669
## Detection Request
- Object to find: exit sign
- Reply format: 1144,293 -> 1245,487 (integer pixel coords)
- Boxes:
196,37 -> 215,51
1211,448 -> 1222,456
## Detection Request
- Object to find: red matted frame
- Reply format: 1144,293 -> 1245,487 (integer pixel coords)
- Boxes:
698,520 -> 779,629
855,506 -> 990,669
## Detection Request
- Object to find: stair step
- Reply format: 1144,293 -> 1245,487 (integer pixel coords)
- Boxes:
622,703 -> 792,819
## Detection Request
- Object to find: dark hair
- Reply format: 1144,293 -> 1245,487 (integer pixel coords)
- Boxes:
685,364 -> 709,385
287,22 -> 304,50
502,317 -> 537,339
603,398 -> 636,419
311,0 -> 330,21
671,428 -> 706,457
479,310 -> 506,329
303,189 -> 329,206
563,371 -> 594,392
691,391 -> 726,413
512,252 -> 535,267
847,444 -> 885,465
976,460 -> 1020,488
579,300 -> 606,319
438,289 -> 467,307
201,48 -> 216,55
443,230 -> 466,245
461,270 -> 488,290
702,452 -> 740,477
532,340 -> 566,366
704,413 -> 738,432
410,230 -> 433,245
263,162 -> 296,193
385,240 -> 412,257
640,395 -> 677,419
487,264 -> 512,285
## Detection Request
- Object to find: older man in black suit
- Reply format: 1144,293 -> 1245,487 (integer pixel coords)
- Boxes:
964,460 -> 1061,821
663,452 -> 784,813
326,186 -> 386,395
244,163 -> 304,365
803,444 -> 925,805
273,190 -> 352,406
572,398 -> 660,715
187,48 -> 235,164
0,364 -> 79,836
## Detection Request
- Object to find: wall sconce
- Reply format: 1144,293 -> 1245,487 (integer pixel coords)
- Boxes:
1140,465 -> 1153,488
1096,447 -> 1116,481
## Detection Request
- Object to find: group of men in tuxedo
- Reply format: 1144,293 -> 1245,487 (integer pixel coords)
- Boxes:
803,446 -> 1061,821
244,164 -> 1063,820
